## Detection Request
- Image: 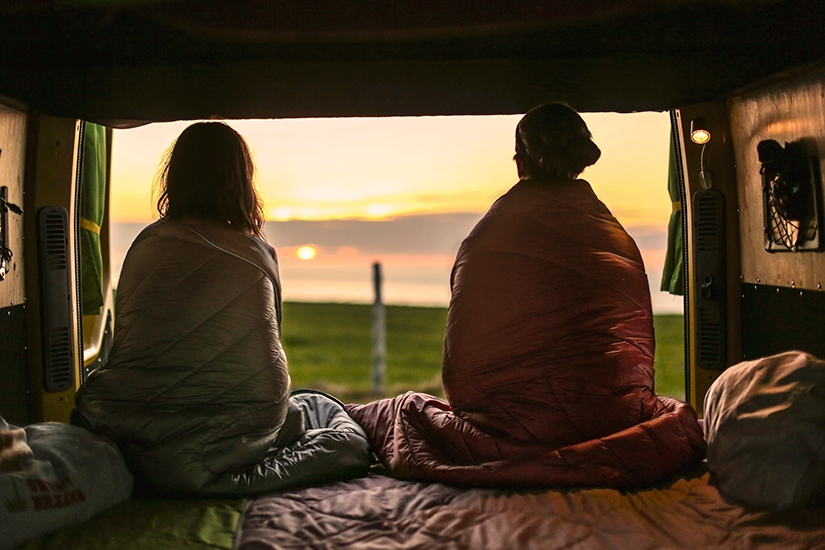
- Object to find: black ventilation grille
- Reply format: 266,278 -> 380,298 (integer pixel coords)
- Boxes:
47,327 -> 73,388
692,189 -> 727,371
695,192 -> 724,253
38,206 -> 75,392
42,210 -> 68,270
697,304 -> 724,369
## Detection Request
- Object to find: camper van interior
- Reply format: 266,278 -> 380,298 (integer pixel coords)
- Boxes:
2,1 -> 825,548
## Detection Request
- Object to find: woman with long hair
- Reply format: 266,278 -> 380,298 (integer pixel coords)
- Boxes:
155,121 -> 265,236
74,122 -> 369,497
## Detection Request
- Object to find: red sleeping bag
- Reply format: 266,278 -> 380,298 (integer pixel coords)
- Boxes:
347,178 -> 705,489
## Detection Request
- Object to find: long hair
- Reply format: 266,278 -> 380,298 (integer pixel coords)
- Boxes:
155,122 -> 265,237
514,103 -> 601,180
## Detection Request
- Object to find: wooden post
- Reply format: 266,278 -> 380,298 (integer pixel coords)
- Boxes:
371,262 -> 386,394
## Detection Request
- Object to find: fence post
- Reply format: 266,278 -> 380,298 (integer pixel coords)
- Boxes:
371,262 -> 386,394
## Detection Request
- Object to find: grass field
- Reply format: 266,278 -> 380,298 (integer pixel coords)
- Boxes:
281,302 -> 686,402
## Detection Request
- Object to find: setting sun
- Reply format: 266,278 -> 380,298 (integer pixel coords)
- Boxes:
296,245 -> 318,260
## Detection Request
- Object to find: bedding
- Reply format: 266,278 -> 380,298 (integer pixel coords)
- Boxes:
348,179 -> 705,488
11,390 -> 370,549
704,350 -> 825,510
0,417 -> 132,550
20,497 -> 244,550
22,466 -> 825,550
236,467 -> 825,550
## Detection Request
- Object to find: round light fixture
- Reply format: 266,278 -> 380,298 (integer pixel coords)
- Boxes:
690,117 -> 711,144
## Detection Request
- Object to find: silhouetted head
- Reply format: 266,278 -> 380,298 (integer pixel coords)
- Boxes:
514,103 -> 601,180
156,121 -> 265,237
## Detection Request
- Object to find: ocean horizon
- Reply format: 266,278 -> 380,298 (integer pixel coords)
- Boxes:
109,218 -> 684,314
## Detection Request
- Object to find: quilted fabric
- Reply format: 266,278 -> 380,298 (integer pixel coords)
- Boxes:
205,391 -> 371,496
348,179 -> 705,488
74,220 -> 369,496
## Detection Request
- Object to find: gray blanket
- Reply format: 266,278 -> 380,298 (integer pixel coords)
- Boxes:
74,219 -> 370,496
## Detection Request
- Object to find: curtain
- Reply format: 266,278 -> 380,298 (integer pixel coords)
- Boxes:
660,133 -> 684,295
80,122 -> 108,315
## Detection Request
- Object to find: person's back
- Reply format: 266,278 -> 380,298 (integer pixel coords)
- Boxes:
75,217 -> 290,495
443,177 -> 657,452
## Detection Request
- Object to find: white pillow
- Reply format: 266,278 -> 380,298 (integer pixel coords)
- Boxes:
0,418 -> 133,549
704,351 -> 825,509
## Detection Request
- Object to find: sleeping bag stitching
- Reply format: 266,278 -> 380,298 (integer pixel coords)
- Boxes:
183,224 -> 283,326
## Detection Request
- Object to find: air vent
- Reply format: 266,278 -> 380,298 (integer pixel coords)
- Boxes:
47,327 -> 73,387
697,306 -> 723,369
38,206 -> 75,392
695,191 -> 724,253
692,189 -> 727,371
42,210 -> 68,270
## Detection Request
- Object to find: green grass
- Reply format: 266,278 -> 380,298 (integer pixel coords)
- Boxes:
652,314 -> 686,399
281,302 -> 447,401
281,302 -> 685,402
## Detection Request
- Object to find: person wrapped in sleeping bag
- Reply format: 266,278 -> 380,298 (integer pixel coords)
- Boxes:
347,103 -> 705,489
73,122 -> 370,497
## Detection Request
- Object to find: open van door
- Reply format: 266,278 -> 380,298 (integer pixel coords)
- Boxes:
0,108 -> 115,425
678,66 -> 825,413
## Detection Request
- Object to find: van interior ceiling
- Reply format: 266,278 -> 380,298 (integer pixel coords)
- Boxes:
2,1 -> 825,123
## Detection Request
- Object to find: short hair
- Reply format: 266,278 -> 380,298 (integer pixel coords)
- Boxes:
155,121 -> 265,237
514,103 -> 601,180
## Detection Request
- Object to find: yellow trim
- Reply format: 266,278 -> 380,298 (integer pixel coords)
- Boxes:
672,201 -> 682,212
42,390 -> 76,424
80,217 -> 101,235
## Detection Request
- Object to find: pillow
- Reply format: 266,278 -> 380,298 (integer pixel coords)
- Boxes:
703,351 -> 825,509
0,417 -> 133,549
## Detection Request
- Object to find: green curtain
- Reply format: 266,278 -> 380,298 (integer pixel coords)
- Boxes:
660,134 -> 684,295
80,122 -> 108,315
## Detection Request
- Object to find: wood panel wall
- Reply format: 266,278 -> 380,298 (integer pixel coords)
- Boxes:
729,67 -> 825,290
0,102 -> 27,308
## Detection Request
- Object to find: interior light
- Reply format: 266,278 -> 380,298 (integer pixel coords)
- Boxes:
689,117 -> 713,188
690,118 -> 711,144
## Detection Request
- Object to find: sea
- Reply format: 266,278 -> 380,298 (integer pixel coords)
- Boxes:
109,218 -> 684,314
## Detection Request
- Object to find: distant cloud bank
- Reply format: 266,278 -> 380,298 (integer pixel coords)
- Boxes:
264,212 -> 483,256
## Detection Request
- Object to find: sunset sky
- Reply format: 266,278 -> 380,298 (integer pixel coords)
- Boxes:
109,112 -> 681,311
111,112 -> 670,223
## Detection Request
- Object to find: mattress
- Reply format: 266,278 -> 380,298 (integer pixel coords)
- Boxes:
22,465 -> 825,549
236,465 -> 825,550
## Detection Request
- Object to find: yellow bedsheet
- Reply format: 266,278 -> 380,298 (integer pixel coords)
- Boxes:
20,498 -> 245,550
